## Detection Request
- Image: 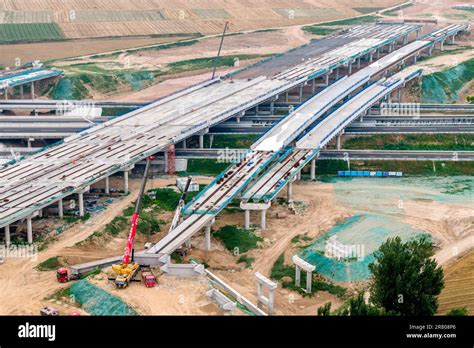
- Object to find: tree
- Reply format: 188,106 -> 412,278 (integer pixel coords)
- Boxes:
447,307 -> 468,316
368,236 -> 444,316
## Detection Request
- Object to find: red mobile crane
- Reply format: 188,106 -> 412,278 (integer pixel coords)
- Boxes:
111,156 -> 156,288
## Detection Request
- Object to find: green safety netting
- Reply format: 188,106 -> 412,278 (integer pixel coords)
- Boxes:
299,176 -> 473,282
70,279 -> 138,316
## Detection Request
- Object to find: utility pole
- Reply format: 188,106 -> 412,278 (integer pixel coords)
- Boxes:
212,21 -> 229,79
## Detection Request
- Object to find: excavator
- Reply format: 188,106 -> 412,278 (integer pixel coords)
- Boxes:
111,156 -> 155,289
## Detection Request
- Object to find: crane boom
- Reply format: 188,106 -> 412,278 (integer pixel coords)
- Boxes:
122,156 -> 154,265
169,177 -> 193,233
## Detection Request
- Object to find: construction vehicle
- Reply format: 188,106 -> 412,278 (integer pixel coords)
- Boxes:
56,267 -> 79,283
141,267 -> 156,288
169,176 -> 193,257
111,156 -> 155,288
40,306 -> 59,316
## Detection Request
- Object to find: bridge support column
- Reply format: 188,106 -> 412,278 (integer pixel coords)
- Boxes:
241,202 -> 271,230
335,67 -> 339,79
182,139 -> 187,149
285,91 -> 289,103
450,35 -> 455,44
440,40 -> 444,51
4,225 -> 11,246
27,217 -> 33,244
336,133 -> 342,150
397,88 -> 402,102
260,209 -> 267,230
3,88 -> 7,100
403,35 -> 408,45
292,255 -> 315,293
287,181 -> 293,203
348,62 -> 352,75
325,73 -> 329,86
299,85 -> 303,102
369,53 -> 374,63
310,159 -> 316,181
78,192 -> 85,217
105,176 -> 110,195
38,209 -> 43,218
204,225 -> 212,251
77,186 -> 90,217
58,198 -> 63,218
124,170 -> 129,194
209,134 -> 214,148
270,100 -> 275,115
244,209 -> 250,229
199,134 -> 204,149
31,82 -> 35,99
255,272 -> 277,315
376,48 -> 380,59
20,85 -> 24,99
296,170 -> 301,181
357,57 -> 361,69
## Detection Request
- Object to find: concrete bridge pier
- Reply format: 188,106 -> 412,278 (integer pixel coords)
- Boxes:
58,198 -> 64,218
27,216 -> 33,244
104,176 -> 110,195
240,201 -> 271,230
287,181 -> 293,203
122,165 -> 134,194
310,159 -> 316,181
204,218 -> 215,251
4,225 -> 11,246
77,186 -> 90,217
292,255 -> 316,293
255,272 -> 277,315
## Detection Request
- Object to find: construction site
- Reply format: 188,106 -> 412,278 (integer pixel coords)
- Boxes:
0,0 -> 473,331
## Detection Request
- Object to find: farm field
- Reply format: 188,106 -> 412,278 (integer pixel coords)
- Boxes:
0,22 -> 64,43
438,250 -> 474,315
0,0 -> 403,41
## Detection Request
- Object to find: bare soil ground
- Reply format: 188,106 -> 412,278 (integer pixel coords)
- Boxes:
438,250 -> 474,315
0,36 -> 190,66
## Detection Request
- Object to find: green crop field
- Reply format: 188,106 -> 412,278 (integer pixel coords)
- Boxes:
0,23 -> 65,43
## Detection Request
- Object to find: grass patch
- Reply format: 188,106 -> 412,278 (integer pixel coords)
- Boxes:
167,54 -> 265,74
315,15 -> 379,27
270,254 -> 346,298
214,225 -> 263,254
47,286 -> 72,301
353,7 -> 385,14
0,23 -> 65,43
344,134 -> 474,151
210,134 -> 259,149
302,26 -> 338,36
151,188 -> 181,211
237,255 -> 255,268
184,159 -> 230,176
291,234 -> 312,244
36,256 -> 63,271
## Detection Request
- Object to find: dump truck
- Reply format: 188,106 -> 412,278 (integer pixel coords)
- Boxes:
56,267 -> 79,283
141,267 -> 156,288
